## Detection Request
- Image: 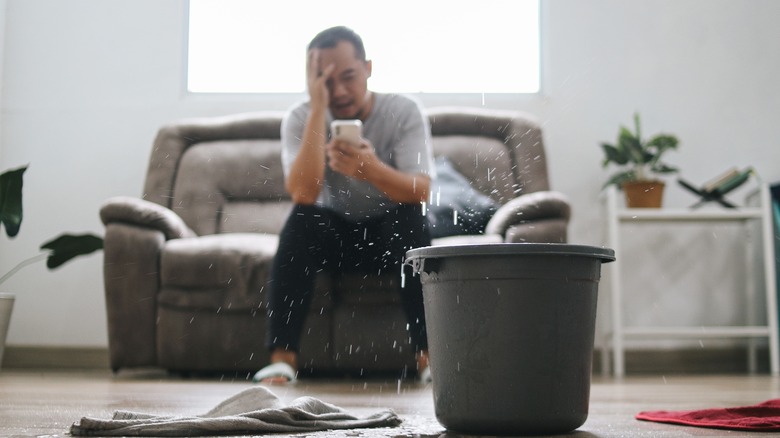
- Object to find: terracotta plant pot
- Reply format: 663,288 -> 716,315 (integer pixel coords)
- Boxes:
622,180 -> 665,208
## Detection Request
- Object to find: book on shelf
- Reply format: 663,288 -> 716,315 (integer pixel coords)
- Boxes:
703,167 -> 740,193
706,167 -> 753,195
677,167 -> 754,209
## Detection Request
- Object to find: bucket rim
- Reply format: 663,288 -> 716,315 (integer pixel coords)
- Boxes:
405,243 -> 615,262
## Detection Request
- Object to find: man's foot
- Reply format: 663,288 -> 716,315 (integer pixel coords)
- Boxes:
419,366 -> 432,384
417,350 -> 432,384
252,362 -> 297,384
253,349 -> 298,385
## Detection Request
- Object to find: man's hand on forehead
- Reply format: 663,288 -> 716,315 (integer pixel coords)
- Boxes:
306,48 -> 334,109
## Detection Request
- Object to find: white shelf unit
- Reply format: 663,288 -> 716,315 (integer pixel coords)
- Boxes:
602,184 -> 779,377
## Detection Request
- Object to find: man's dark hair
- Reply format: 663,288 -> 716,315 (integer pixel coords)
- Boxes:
308,26 -> 366,61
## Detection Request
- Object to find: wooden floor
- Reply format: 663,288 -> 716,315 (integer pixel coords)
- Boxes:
1,368 -> 779,437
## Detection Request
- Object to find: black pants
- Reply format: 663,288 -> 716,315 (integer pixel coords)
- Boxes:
266,203 -> 431,354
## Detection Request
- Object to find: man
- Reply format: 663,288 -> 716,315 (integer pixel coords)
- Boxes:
253,26 -> 435,384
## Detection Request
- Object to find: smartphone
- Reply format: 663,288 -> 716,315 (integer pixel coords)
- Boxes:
331,119 -> 362,146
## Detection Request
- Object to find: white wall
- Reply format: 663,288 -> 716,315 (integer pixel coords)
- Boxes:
0,0 -> 5,163
1,0 -> 778,349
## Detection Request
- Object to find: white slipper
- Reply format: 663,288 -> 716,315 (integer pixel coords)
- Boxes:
419,366 -> 432,384
252,362 -> 297,384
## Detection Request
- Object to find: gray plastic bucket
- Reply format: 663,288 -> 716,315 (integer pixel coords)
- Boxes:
405,243 -> 615,436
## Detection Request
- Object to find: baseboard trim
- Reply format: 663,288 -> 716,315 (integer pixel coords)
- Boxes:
594,346 -> 771,374
2,346 -> 109,369
1,345 -> 771,373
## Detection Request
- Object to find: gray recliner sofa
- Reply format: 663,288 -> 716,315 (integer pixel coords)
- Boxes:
100,107 -> 571,374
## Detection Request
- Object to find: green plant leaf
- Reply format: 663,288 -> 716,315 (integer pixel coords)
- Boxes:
601,143 -> 628,166
0,165 -> 28,238
633,112 -> 642,142
600,114 -> 680,187
40,233 -> 104,269
646,134 -> 679,152
603,170 -> 637,189
618,126 -> 645,164
651,163 -> 679,174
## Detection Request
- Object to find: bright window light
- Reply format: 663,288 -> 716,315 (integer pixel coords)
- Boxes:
187,0 -> 539,94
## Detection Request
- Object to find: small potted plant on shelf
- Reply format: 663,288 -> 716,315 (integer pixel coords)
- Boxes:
0,165 -> 103,366
600,113 -> 680,208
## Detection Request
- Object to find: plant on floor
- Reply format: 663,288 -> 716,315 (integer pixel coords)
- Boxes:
600,112 -> 680,188
0,165 -> 103,286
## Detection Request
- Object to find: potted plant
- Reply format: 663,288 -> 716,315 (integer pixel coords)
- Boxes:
600,113 -> 680,208
0,165 -> 103,367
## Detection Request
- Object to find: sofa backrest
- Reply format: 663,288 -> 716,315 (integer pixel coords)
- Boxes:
143,112 -> 289,236
428,107 -> 549,204
143,108 -> 550,236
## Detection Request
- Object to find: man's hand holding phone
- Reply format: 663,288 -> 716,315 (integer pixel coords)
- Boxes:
328,119 -> 375,180
331,119 -> 363,146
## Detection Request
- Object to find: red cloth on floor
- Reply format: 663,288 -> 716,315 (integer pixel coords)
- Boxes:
636,399 -> 780,431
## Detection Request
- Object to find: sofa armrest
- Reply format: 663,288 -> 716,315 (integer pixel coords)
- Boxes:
100,196 -> 196,240
100,197 -> 196,371
103,222 -> 169,371
484,191 -> 571,237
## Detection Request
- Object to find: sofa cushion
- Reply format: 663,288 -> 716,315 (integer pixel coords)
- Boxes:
431,135 -> 518,203
220,201 -> 293,234
428,157 -> 499,238
158,233 -> 278,311
172,140 -> 288,236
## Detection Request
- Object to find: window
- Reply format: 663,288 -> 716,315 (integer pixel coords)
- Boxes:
187,0 -> 539,94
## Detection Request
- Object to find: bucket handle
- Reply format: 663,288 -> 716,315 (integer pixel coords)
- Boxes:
401,256 -> 424,288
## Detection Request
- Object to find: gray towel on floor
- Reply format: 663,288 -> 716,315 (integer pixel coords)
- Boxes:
70,386 -> 402,436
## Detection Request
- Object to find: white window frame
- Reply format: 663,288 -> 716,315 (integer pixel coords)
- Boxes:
185,0 -> 541,96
